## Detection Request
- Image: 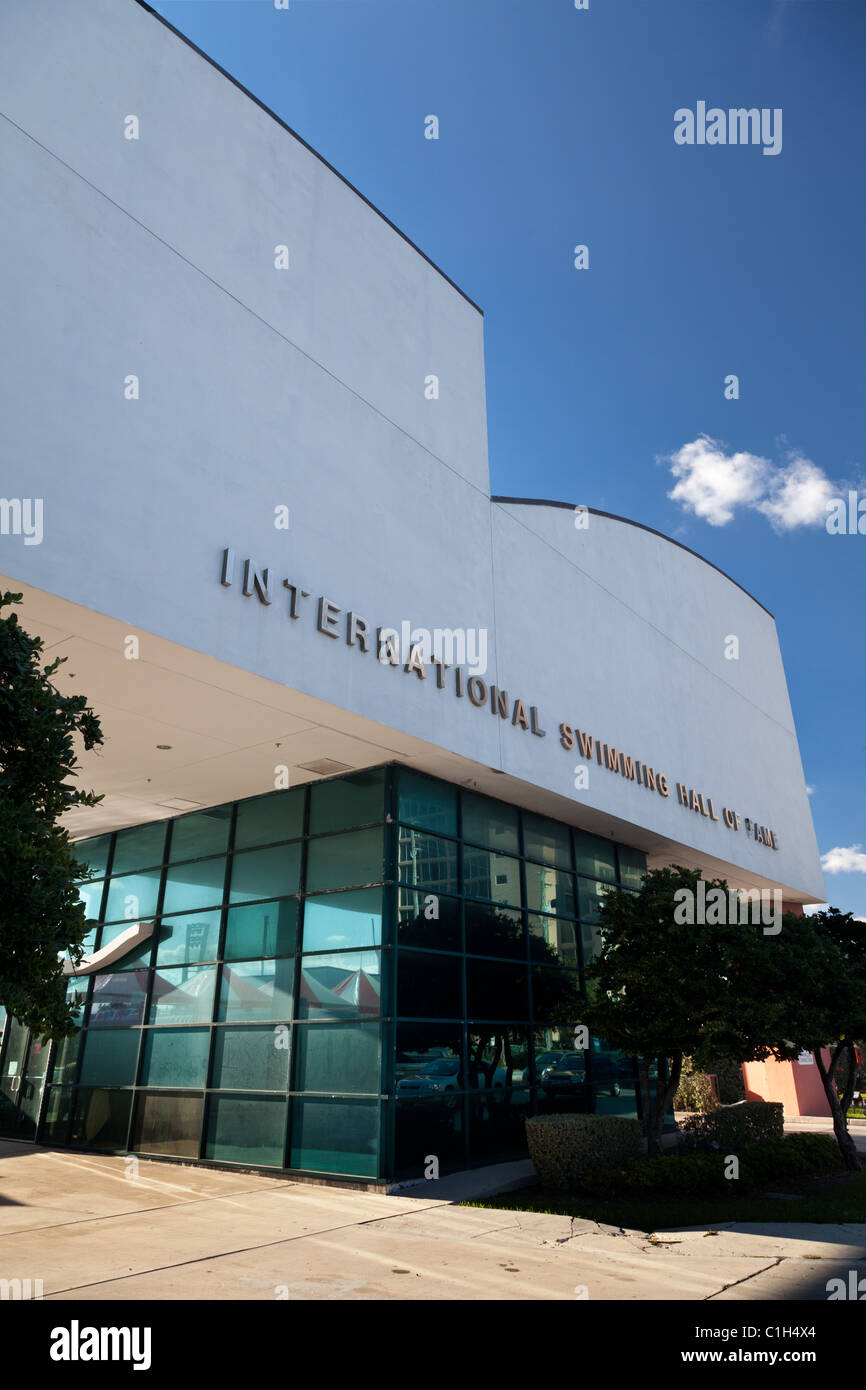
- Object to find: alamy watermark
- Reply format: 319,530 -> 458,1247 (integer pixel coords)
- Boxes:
674,104 -> 782,156
0,498 -> 43,545
674,882 -> 782,935
377,620 -> 488,676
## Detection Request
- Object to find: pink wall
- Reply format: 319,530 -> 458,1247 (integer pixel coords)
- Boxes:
742,1051 -> 832,1117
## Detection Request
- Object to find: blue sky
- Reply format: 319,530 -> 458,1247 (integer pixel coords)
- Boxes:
148,0 -> 865,916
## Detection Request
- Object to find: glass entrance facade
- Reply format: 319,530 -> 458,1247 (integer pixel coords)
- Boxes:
15,765 -> 645,1182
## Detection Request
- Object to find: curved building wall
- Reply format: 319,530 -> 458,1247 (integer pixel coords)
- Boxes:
0,0 -> 823,904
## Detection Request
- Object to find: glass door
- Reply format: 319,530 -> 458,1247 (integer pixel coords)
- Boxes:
0,1018 -> 49,1141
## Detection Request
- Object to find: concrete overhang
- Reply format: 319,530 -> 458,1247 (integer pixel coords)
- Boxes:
4,577 -> 820,905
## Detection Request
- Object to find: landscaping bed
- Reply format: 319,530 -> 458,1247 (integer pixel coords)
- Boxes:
465,1129 -> 866,1231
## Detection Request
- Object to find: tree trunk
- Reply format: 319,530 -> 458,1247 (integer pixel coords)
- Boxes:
646,1053 -> 682,1157
815,1046 -> 862,1172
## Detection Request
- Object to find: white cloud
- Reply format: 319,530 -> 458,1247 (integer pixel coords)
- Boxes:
666,436 -> 768,527
821,845 -> 866,875
757,455 -> 837,531
805,784 -> 815,796
665,436 -> 838,531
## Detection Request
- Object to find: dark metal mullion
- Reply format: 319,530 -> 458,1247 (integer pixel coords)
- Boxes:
284,781 -> 311,1170
200,802 -> 239,1162
126,821 -> 172,1155
455,782 -> 470,1173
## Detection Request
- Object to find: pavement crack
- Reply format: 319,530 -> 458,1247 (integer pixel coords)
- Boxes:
703,1256 -> 784,1300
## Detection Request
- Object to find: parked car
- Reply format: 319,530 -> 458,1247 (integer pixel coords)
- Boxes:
396,1057 -> 462,1101
542,1051 -> 630,1099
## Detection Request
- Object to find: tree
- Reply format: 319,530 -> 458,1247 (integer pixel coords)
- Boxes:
745,908 -> 866,1171
0,592 -> 103,1038
578,867 -> 750,1150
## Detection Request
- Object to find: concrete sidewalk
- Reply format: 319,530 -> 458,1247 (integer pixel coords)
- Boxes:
1,1141 -> 864,1301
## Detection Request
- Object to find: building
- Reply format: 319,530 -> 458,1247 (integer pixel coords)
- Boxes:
0,0 -> 825,1184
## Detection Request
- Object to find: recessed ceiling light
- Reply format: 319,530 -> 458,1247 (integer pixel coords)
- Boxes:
156,745 -> 172,750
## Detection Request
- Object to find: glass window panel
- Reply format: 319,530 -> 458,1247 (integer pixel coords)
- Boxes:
395,1023 -> 462,1088
51,1032 -> 82,1086
42,1086 -> 74,1144
148,965 -> 217,1025
531,1025 -> 577,1076
294,1022 -> 380,1095
397,769 -> 457,837
395,1096 -> 464,1178
531,967 -> 582,1024
155,909 -> 222,966
234,789 -> 304,851
133,1092 -> 203,1157
224,898 -> 298,961
111,822 -> 167,874
162,857 -> 226,915
103,870 -> 161,924
522,812 -> 572,868
95,922 -> 155,967
290,1097 -> 378,1177
396,828 -> 458,895
168,805 -> 232,862
72,834 -> 111,882
204,1094 -> 286,1167
465,903 -> 524,960
466,959 -> 529,1021
580,919 -> 603,969
299,950 -> 381,1020
142,1028 -> 210,1087
578,877 -> 612,925
309,769 -> 385,835
70,1089 -> 133,1151
467,1029 -> 530,1089
79,1029 -> 141,1086
528,914 -> 579,968
463,846 -> 522,908
89,972 -> 148,1027
525,863 -> 575,918
396,1049 -> 463,1094
302,888 -> 381,953
617,844 -> 646,890
305,829 -> 382,894
397,951 -> 461,1020
66,980 -> 87,1024
573,829 -> 617,883
217,958 -> 294,1022
77,880 -> 105,919
211,1026 -> 290,1091
229,844 -> 300,903
469,1091 -> 533,1162
397,889 -> 461,952
460,791 -> 519,855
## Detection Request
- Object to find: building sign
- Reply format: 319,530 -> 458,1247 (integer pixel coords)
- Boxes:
219,548 -> 778,849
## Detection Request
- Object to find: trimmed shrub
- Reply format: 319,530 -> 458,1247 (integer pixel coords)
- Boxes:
675,1056 -> 720,1113
680,1100 -> 783,1150
738,1133 -> 842,1185
576,1133 -> 843,1200
580,1152 -> 736,1199
525,1113 -> 642,1190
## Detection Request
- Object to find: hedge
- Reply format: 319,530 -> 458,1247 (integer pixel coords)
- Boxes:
577,1133 -> 842,1200
679,1100 -> 784,1150
525,1113 -> 643,1190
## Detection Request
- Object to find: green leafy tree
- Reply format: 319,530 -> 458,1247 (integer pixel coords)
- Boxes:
0,592 -> 103,1037
745,908 -> 866,1171
582,866 -> 791,1156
